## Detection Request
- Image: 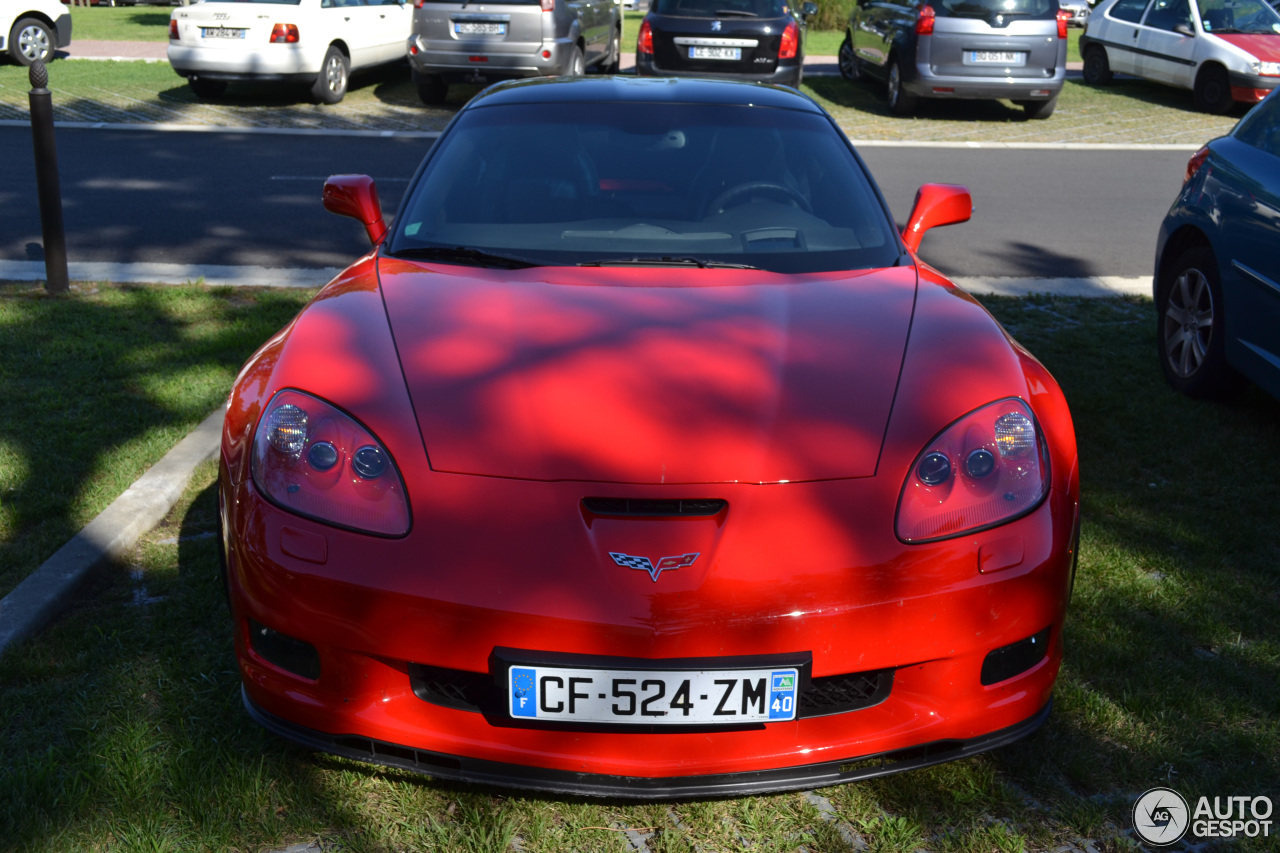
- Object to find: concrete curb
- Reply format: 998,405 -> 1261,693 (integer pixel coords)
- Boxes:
0,406 -> 225,656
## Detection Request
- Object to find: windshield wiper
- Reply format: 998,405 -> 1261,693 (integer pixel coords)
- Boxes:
390,246 -> 540,269
713,8 -> 759,15
579,256 -> 759,270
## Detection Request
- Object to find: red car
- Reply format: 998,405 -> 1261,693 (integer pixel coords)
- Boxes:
219,77 -> 1081,797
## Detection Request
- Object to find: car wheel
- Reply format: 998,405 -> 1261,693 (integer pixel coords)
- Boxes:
567,44 -> 585,77
838,34 -> 859,81
886,59 -> 916,116
8,18 -> 54,66
416,73 -> 448,105
1018,95 -> 1057,119
1081,45 -> 1112,85
1193,64 -> 1233,114
188,76 -> 227,99
1156,246 -> 1244,398
312,45 -> 349,105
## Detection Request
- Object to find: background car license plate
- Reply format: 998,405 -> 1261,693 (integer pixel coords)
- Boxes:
968,50 -> 1025,65
509,666 -> 798,724
455,22 -> 505,34
201,27 -> 246,39
690,46 -> 741,60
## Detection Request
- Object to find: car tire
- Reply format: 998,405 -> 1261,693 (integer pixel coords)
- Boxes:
1018,95 -> 1057,119
188,76 -> 227,99
567,44 -> 585,77
599,27 -> 621,74
1193,64 -> 1233,114
311,45 -> 349,105
838,34 -> 859,81
8,17 -> 55,66
416,74 -> 448,105
1155,245 -> 1245,398
886,58 -> 916,116
1081,45 -> 1112,85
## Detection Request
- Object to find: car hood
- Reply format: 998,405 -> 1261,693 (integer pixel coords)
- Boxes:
377,258 -> 917,484
1214,34 -> 1280,64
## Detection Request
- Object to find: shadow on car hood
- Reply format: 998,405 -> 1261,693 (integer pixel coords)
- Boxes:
378,258 -> 917,484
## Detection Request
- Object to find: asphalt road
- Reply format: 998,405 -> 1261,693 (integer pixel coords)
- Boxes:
1,126 -> 1190,278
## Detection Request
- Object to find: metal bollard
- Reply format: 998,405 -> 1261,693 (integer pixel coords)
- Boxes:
28,60 -> 69,295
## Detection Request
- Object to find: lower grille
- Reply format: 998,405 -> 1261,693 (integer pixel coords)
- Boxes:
409,663 -> 893,719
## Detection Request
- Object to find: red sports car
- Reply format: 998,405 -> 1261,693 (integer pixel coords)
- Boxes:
219,77 -> 1081,797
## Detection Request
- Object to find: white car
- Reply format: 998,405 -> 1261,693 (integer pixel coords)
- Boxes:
1081,0 -> 1280,112
1059,0 -> 1092,26
2,0 -> 71,65
168,0 -> 413,104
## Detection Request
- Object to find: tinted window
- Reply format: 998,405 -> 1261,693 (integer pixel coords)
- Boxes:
935,0 -> 1056,19
1144,0 -> 1193,29
390,102 -> 898,274
1196,0 -> 1280,33
1234,93 -> 1280,156
1109,0 -> 1152,22
651,0 -> 787,15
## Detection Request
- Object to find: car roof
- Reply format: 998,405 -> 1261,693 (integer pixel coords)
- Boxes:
465,77 -> 826,114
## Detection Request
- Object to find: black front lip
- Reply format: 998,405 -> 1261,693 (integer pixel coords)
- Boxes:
243,687 -> 1052,799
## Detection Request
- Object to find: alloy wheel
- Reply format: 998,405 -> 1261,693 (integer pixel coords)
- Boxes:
1163,267 -> 1214,378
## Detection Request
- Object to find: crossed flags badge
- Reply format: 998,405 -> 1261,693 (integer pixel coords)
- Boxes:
609,552 -> 700,582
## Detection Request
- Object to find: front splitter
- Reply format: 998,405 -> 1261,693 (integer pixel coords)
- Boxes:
243,687 -> 1052,799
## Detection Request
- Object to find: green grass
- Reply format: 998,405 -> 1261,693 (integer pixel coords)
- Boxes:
0,282 -> 314,601
66,4 -> 171,42
1,290 -> 1277,852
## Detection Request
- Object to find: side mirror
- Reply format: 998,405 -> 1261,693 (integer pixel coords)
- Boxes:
323,174 -> 387,247
1174,22 -> 1194,36
802,1 -> 818,15
901,183 -> 971,253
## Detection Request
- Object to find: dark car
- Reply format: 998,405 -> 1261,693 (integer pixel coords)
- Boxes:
635,0 -> 818,88
840,0 -> 1069,118
1155,88 -> 1280,401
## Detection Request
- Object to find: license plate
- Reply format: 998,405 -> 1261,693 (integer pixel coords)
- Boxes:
201,27 -> 246,39
509,666 -> 798,724
690,46 -> 741,60
455,22 -> 505,34
967,50 -> 1026,65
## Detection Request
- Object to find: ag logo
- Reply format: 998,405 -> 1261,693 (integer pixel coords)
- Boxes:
1133,787 -> 1190,846
609,552 -> 698,582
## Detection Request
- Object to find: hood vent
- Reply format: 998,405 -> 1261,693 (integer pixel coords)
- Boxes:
582,498 -> 727,518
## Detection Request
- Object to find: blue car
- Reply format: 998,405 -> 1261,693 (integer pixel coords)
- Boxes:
1155,88 -> 1280,400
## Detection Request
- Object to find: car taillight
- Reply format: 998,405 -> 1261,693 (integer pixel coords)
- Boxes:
1056,8 -> 1069,38
779,20 -> 798,59
638,18 -> 653,55
414,0 -> 424,6
915,4 -> 935,35
1185,144 -> 1210,183
270,23 -> 300,43
169,19 -> 178,40
896,399 -> 1050,543
541,0 -> 554,9
251,390 -> 411,536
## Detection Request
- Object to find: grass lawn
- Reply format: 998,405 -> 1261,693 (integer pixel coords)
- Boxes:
0,282 -> 314,602
65,4 -> 171,42
1,287 -> 1276,852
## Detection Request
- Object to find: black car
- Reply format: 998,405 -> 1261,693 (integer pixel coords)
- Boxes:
635,0 -> 818,88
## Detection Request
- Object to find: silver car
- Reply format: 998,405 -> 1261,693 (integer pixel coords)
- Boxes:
407,0 -> 621,104
1059,0 -> 1092,26
840,0 -> 1069,118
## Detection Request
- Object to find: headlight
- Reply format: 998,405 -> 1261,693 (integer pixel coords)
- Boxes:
251,389 -> 411,536
896,398 -> 1049,543
1257,61 -> 1280,77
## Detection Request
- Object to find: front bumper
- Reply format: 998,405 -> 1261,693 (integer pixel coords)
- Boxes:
635,54 -> 802,88
1228,71 -> 1279,104
55,13 -> 72,48
246,687 -> 1052,798
224,453 -> 1077,792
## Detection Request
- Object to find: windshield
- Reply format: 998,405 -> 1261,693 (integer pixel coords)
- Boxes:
1196,0 -> 1280,33
389,101 -> 898,274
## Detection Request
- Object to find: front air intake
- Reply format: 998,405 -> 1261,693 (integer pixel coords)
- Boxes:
582,498 -> 727,517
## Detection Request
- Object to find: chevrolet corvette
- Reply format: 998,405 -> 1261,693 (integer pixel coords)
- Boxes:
218,76 -> 1081,797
